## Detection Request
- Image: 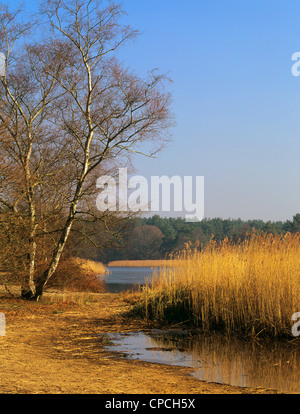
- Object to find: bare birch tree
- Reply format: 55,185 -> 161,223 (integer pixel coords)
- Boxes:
0,0 -> 172,300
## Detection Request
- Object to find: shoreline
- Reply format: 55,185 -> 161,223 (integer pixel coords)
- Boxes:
0,291 -> 283,394
107,260 -> 173,268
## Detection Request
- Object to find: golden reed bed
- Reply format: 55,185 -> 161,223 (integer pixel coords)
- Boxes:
137,232 -> 300,338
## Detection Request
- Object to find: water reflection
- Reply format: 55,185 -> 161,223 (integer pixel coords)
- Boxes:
104,267 -> 155,293
105,331 -> 300,394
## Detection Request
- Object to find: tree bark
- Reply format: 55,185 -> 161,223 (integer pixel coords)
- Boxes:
31,219 -> 73,301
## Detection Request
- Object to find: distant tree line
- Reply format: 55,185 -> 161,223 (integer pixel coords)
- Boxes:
86,214 -> 300,264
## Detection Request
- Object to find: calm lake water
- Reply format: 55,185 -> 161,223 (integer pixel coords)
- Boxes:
103,266 -> 300,393
104,266 -> 156,293
105,330 -> 300,394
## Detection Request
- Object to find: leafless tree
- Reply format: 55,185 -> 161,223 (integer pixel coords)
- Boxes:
0,0 -> 172,300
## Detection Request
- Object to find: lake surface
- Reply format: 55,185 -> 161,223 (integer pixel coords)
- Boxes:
103,266 -> 300,393
104,266 -> 156,293
105,330 -> 300,394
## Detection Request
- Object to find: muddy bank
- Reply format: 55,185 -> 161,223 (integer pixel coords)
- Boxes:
0,292 -> 280,394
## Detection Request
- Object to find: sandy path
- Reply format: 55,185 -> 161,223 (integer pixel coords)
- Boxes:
0,293 -> 279,394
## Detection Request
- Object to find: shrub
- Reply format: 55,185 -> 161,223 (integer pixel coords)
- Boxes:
45,258 -> 107,293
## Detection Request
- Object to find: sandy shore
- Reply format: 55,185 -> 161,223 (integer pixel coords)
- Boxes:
0,292 -> 280,394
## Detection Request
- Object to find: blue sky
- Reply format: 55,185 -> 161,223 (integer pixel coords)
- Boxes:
6,0 -> 300,221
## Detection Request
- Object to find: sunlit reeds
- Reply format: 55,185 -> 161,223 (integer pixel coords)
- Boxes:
72,258 -> 108,275
108,260 -> 174,268
45,258 -> 108,293
137,232 -> 300,338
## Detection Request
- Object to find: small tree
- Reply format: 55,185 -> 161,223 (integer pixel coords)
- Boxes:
126,225 -> 164,260
0,0 -> 173,300
292,214 -> 300,233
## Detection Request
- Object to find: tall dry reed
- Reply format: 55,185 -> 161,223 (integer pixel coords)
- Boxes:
138,232 -> 300,338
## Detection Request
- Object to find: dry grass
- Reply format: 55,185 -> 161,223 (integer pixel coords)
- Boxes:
136,232 -> 300,338
108,260 -> 174,268
0,284 -> 103,307
46,257 -> 108,293
42,290 -> 105,306
1,258 -> 108,297
0,294 -> 271,394
72,258 -> 108,275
